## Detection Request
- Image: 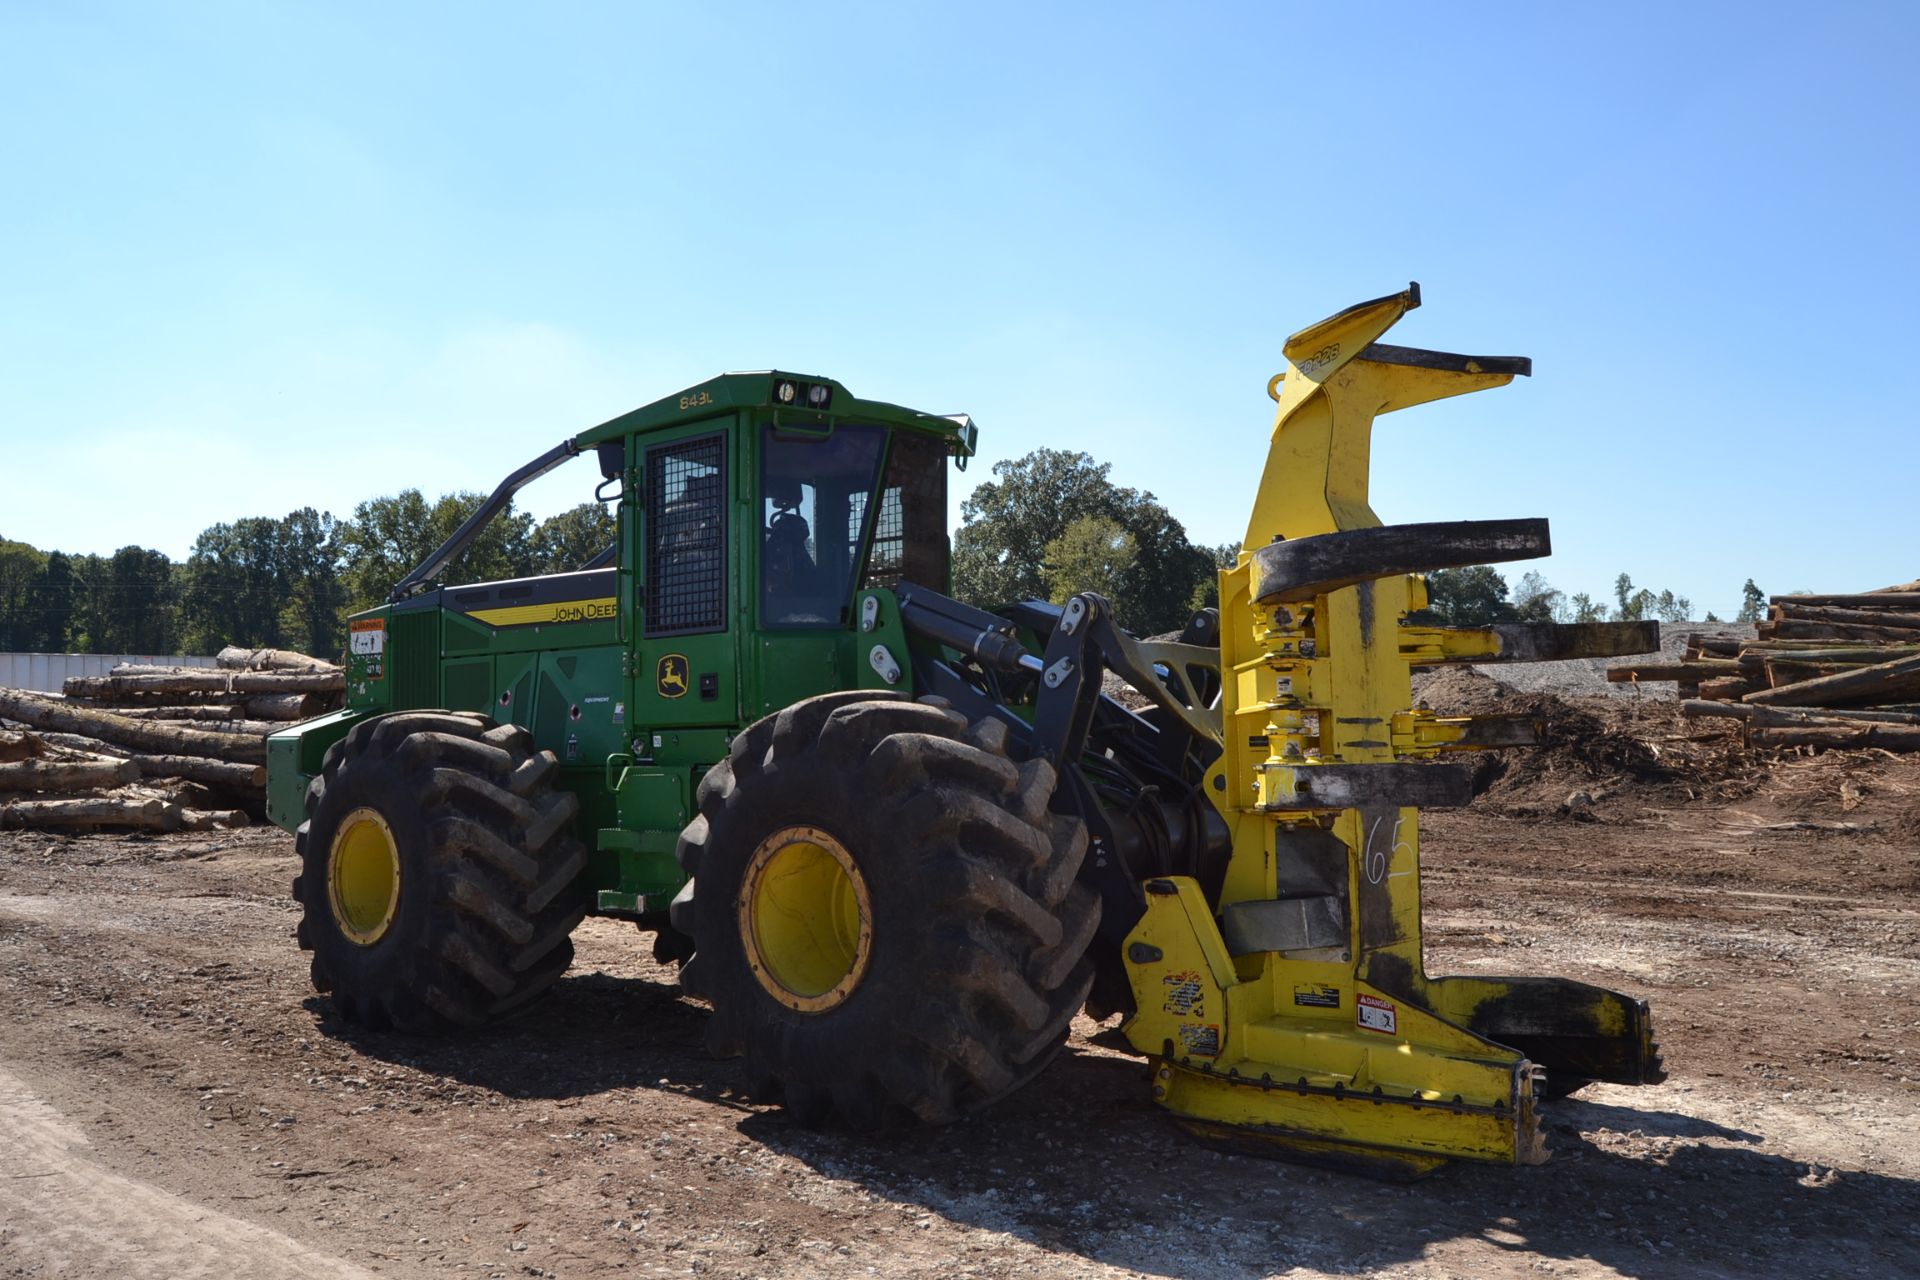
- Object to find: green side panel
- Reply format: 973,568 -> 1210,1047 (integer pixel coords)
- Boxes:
594,765 -> 690,913
390,608 -> 439,708
754,631 -> 844,719
495,652 -> 537,726
531,647 -> 627,768
443,658 -> 491,712
264,708 -> 371,832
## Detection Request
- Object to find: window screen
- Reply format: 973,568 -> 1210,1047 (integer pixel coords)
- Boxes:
862,431 -> 950,591
645,435 -> 727,636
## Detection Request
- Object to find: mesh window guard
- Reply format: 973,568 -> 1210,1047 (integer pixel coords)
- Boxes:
645,435 -> 727,636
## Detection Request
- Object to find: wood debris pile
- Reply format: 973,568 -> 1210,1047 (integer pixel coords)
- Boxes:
0,646 -> 343,831
1608,582 -> 1920,751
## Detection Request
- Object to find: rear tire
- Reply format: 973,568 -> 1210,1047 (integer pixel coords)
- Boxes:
673,692 -> 1099,1129
293,711 -> 588,1031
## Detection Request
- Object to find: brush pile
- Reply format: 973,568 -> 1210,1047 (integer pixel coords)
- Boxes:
1608,583 -> 1920,751
0,646 -> 343,831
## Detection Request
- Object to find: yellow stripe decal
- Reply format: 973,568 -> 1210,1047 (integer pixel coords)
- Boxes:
466,597 -> 618,628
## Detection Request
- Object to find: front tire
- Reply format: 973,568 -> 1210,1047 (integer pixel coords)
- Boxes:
673,692 -> 1099,1129
293,711 -> 588,1031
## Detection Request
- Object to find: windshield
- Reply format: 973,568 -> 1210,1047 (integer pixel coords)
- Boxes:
760,424 -> 886,627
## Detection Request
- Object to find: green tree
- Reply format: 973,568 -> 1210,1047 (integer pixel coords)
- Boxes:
1511,569 -> 1563,623
1734,578 -> 1766,624
340,490 -> 534,612
952,449 -> 1213,634
23,551 -> 75,651
1567,592 -> 1608,623
1188,541 -> 1242,612
76,547 -> 179,654
179,516 -> 290,652
1649,589 -> 1693,623
1418,565 -> 1518,625
530,502 -> 617,574
179,507 -> 348,655
0,537 -> 47,651
1042,515 -> 1137,607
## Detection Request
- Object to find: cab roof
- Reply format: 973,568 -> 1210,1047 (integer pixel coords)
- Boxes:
572,370 -> 977,458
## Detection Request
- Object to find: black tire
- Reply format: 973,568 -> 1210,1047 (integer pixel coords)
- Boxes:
293,711 -> 589,1031
673,691 -> 1099,1129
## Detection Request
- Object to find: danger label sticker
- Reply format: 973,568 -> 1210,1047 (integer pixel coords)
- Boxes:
1161,971 -> 1205,1017
1357,994 -> 1398,1035
1177,1023 -> 1222,1057
348,619 -> 385,656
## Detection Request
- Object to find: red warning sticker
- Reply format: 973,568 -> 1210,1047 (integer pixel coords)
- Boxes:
1357,994 -> 1398,1035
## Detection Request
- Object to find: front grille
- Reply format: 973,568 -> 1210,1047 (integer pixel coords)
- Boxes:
389,609 -> 440,709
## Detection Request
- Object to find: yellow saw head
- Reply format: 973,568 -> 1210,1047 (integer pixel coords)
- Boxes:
1119,282 -> 1666,1178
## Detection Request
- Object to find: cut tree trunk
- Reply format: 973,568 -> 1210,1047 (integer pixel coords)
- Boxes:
180,808 -> 250,831
1765,660 -> 1859,686
1741,645 -> 1920,667
0,690 -> 267,764
1770,593 -> 1920,609
216,646 -> 337,672
0,796 -> 180,831
1698,676 -> 1764,700
64,670 -> 342,698
1748,724 -> 1920,750
1772,603 -> 1920,629
0,758 -> 141,792
240,693 -> 316,720
1607,661 -> 1743,682
106,705 -> 252,722
1760,620 -> 1920,644
1742,652 -> 1920,708
132,755 -> 267,789
1681,700 -> 1920,728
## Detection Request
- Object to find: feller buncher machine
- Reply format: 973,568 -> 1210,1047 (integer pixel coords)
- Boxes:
269,285 -> 1666,1177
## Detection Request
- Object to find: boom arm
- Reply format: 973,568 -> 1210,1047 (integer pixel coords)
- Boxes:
388,438 -> 581,602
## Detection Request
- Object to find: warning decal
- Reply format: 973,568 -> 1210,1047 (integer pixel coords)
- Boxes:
1177,1023 -> 1222,1057
348,618 -> 385,656
1293,983 -> 1341,1009
1357,994 -> 1398,1035
1161,971 -> 1204,1017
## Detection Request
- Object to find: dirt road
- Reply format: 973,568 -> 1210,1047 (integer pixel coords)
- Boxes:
3,701 -> 1917,1279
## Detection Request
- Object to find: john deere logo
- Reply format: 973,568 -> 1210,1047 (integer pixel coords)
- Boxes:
656,654 -> 690,699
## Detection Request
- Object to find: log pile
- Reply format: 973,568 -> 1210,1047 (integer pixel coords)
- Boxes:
0,646 -> 342,832
1608,582 -> 1920,751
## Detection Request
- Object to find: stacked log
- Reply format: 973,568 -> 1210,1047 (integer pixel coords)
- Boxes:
0,647 -> 341,831
1607,585 -> 1920,751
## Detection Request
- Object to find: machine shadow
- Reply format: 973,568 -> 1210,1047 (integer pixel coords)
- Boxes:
744,1058 -> 1920,1279
302,969 -> 744,1108
310,974 -> 1920,1279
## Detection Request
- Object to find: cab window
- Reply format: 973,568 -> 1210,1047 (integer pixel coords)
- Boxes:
760,424 -> 885,627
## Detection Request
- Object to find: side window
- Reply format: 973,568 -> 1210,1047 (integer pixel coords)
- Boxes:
863,431 -> 949,591
760,424 -> 884,627
645,434 -> 726,637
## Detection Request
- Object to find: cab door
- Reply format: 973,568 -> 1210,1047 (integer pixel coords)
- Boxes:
626,421 -> 742,738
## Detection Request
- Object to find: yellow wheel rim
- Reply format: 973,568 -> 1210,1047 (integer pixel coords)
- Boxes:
328,807 -> 402,946
738,825 -> 872,1013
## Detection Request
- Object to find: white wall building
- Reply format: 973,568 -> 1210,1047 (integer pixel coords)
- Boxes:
0,652 -> 220,694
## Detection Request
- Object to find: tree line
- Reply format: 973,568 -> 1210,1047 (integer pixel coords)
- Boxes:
0,494 -> 613,658
1417,566 -> 1766,627
0,445 -> 1747,657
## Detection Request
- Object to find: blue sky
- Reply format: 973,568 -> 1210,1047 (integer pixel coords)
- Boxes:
2,2 -> 1914,616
